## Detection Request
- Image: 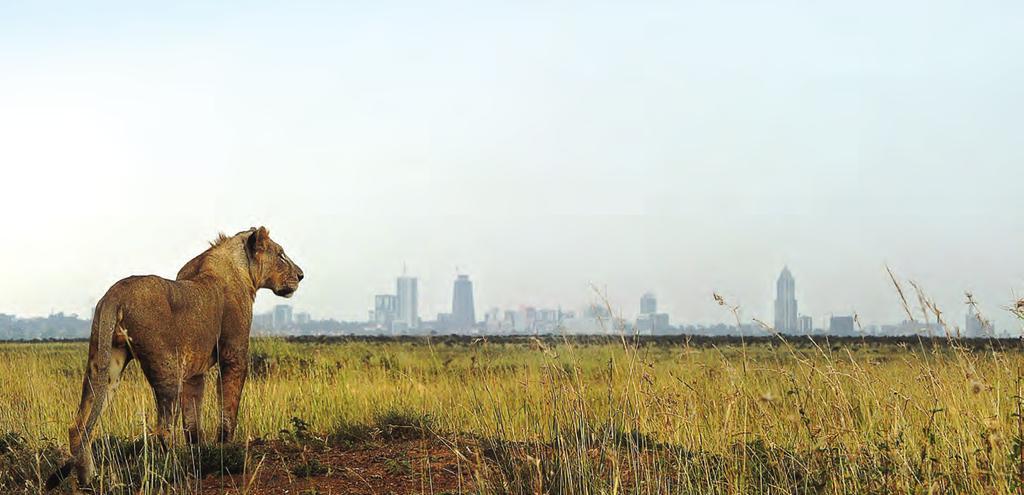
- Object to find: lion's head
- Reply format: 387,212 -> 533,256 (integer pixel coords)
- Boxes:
245,226 -> 304,297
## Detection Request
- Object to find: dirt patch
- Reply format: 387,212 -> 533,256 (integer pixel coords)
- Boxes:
197,438 -> 478,495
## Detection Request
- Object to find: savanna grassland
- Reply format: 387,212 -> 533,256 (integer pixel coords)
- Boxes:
2,335 -> 1024,494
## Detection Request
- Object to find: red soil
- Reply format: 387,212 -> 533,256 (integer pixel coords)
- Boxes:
197,438 -> 479,495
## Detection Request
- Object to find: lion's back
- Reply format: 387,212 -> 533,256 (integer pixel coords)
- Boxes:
99,275 -> 218,333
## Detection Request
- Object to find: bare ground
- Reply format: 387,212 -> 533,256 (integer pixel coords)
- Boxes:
196,438 -> 478,495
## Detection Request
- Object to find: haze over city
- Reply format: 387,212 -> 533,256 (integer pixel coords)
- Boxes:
1,2 -> 1022,331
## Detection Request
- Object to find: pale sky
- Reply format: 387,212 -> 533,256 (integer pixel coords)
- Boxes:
1,1 -> 1022,332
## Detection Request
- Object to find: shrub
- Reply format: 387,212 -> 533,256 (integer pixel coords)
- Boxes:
290,457 -> 329,477
373,409 -> 434,441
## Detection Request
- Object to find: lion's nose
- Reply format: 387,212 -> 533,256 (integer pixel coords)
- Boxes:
297,270 -> 305,282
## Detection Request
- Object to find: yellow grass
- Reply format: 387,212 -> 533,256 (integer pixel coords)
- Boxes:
2,335 -> 1023,493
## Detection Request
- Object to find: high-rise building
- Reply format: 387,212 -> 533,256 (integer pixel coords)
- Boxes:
522,307 -> 538,333
451,274 -> 476,329
774,267 -> 798,333
538,309 -> 559,323
396,275 -> 418,331
374,295 -> 398,326
636,292 -> 669,334
651,313 -> 670,333
273,304 -> 293,330
965,306 -> 989,338
483,308 -> 506,334
640,292 -> 657,315
798,315 -> 814,334
636,313 -> 670,334
829,315 -> 855,335
503,310 -> 518,332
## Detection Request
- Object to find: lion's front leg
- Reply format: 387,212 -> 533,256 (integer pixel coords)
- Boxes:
216,356 -> 248,442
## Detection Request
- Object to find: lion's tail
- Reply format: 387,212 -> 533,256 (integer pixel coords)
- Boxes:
49,299 -> 121,489
80,299 -> 121,425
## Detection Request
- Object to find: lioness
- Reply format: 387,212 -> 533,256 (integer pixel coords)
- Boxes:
64,227 -> 303,487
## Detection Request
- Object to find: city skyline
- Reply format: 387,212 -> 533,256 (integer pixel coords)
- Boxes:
283,265 -> 1010,336
2,259 -> 1014,338
0,260 -> 1018,336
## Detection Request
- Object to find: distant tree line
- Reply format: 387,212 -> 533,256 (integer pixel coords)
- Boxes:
252,318 -> 367,336
0,312 -> 91,340
281,333 -> 1024,350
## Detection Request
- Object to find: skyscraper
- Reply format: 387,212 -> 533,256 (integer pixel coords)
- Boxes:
451,274 -> 476,329
273,304 -> 293,330
396,275 -> 418,331
798,315 -> 814,334
374,294 -> 398,326
829,315 -> 855,335
636,292 -> 669,334
640,292 -> 657,315
773,267 -> 798,333
965,305 -> 988,338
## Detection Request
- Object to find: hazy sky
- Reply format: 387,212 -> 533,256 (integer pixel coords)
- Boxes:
1,1 -> 1022,331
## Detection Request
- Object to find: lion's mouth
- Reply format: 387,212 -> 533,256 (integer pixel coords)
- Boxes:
275,286 -> 297,298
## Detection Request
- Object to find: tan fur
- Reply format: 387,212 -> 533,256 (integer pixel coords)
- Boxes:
67,227 -> 303,487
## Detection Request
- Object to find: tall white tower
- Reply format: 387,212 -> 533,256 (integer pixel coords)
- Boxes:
451,274 -> 476,329
396,273 -> 418,331
774,267 -> 798,333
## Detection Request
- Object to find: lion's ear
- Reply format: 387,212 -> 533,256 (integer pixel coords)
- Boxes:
246,226 -> 270,257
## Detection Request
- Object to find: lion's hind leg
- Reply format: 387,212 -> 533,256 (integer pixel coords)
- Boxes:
180,374 -> 206,444
152,384 -> 181,450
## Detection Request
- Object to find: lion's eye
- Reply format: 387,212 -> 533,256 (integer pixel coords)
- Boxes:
279,253 -> 286,261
